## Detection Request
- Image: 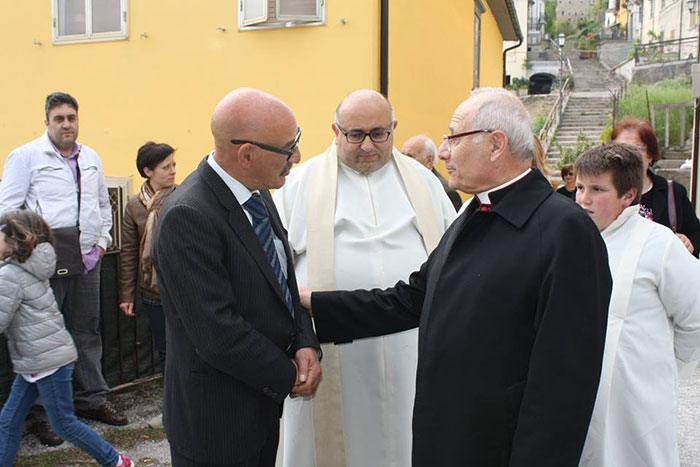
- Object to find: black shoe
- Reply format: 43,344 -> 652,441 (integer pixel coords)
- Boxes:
30,420 -> 64,446
76,402 -> 129,426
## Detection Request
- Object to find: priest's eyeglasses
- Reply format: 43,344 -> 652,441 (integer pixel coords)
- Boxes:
231,127 -> 302,160
442,129 -> 494,152
336,123 -> 393,144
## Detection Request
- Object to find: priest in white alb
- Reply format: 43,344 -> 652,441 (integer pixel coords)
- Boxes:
574,143 -> 700,467
273,89 -> 456,467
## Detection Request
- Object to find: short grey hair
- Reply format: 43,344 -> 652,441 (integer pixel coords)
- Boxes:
469,88 -> 533,162
422,136 -> 437,157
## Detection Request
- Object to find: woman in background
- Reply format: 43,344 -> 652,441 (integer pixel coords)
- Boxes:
119,142 -> 176,429
613,117 -> 700,256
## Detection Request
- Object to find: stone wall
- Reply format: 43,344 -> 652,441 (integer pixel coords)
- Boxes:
631,60 -> 693,84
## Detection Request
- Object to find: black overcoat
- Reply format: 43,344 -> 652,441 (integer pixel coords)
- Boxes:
648,169 -> 700,257
313,169 -> 611,467
153,158 -> 319,463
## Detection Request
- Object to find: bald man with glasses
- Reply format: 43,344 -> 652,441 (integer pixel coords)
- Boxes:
273,89 -> 456,467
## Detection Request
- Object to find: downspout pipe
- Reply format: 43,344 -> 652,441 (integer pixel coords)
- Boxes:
503,37 -> 524,87
380,0 -> 389,97
502,0 -> 524,87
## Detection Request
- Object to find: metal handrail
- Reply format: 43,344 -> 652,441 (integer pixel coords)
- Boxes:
538,76 -> 572,155
634,36 -> 698,65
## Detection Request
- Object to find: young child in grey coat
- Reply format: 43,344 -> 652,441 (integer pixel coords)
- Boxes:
0,210 -> 134,467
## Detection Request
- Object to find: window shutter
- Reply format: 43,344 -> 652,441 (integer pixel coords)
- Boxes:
241,0 -> 269,26
277,0 -> 322,21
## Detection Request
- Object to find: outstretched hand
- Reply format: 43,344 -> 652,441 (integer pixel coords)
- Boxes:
291,347 -> 321,398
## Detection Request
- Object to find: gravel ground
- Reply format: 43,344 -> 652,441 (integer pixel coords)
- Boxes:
14,367 -> 700,466
16,377 -> 172,466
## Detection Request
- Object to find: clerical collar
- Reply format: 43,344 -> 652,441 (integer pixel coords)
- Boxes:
476,168 -> 532,206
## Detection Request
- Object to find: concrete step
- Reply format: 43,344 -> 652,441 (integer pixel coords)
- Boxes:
655,159 -> 685,169
663,149 -> 692,160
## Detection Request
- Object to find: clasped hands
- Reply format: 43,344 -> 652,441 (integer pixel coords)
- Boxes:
290,288 -> 318,398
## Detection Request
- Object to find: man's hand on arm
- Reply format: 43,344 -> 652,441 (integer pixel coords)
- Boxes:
290,347 -> 321,398
299,287 -> 312,314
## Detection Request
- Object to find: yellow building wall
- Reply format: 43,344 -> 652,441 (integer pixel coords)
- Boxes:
0,1 -> 381,189
389,1 -> 505,186
480,10 -> 506,89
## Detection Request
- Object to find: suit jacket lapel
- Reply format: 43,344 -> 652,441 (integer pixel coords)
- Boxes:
197,159 -> 290,312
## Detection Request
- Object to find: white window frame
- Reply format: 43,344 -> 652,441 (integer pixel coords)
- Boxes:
52,0 -> 128,45
238,0 -> 326,31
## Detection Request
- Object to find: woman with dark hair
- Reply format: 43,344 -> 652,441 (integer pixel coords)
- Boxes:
118,142 -> 176,406
613,117 -> 700,256
556,163 -> 576,199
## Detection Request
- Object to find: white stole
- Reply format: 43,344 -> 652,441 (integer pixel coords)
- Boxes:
304,143 -> 442,465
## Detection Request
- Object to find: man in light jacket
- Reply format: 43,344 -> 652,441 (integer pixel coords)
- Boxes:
0,92 -> 127,446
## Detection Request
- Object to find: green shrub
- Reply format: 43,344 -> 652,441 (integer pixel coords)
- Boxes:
555,131 -> 597,169
507,77 -> 530,91
533,116 -> 547,135
611,77 -> 693,146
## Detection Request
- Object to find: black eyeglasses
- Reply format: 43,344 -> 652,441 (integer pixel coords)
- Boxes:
442,129 -> 494,151
231,127 -> 302,160
336,122 -> 393,144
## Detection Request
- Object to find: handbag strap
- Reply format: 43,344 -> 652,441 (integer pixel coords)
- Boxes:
667,179 -> 677,233
75,150 -> 82,229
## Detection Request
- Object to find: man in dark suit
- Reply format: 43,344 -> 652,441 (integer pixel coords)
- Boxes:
301,88 -> 612,466
153,88 -> 321,467
402,134 -> 462,211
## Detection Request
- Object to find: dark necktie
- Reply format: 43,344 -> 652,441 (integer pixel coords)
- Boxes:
478,202 -> 492,211
243,193 -> 295,317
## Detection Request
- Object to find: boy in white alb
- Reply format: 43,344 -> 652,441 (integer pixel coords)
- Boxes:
575,143 -> 700,467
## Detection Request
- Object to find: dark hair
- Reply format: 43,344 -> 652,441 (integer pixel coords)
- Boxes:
0,211 -> 54,263
136,142 -> 176,178
45,92 -> 79,120
560,163 -> 574,178
611,117 -> 661,166
574,143 -> 644,204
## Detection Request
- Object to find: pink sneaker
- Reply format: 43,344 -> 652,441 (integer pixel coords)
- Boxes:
116,453 -> 136,467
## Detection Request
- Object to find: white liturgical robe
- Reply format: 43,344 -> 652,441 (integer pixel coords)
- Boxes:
579,205 -> 700,467
273,149 -> 456,467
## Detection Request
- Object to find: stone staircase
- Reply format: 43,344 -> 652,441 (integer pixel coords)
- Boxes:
546,95 -> 611,175
545,55 -> 623,179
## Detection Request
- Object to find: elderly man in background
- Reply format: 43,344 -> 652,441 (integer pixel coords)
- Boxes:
301,88 -> 612,466
153,88 -> 321,466
0,92 -> 126,446
402,134 -> 462,211
274,89 -> 455,467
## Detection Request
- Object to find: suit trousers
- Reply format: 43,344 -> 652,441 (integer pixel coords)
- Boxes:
169,423 -> 279,467
32,259 -> 109,423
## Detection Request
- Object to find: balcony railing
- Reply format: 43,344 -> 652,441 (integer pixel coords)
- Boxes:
634,36 -> 698,66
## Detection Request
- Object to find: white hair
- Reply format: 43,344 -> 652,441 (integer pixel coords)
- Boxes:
469,88 -> 533,162
422,136 -> 437,157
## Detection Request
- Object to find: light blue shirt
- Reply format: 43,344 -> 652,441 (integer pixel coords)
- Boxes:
207,153 -> 288,277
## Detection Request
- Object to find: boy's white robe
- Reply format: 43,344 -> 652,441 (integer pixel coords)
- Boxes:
580,205 -> 700,467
